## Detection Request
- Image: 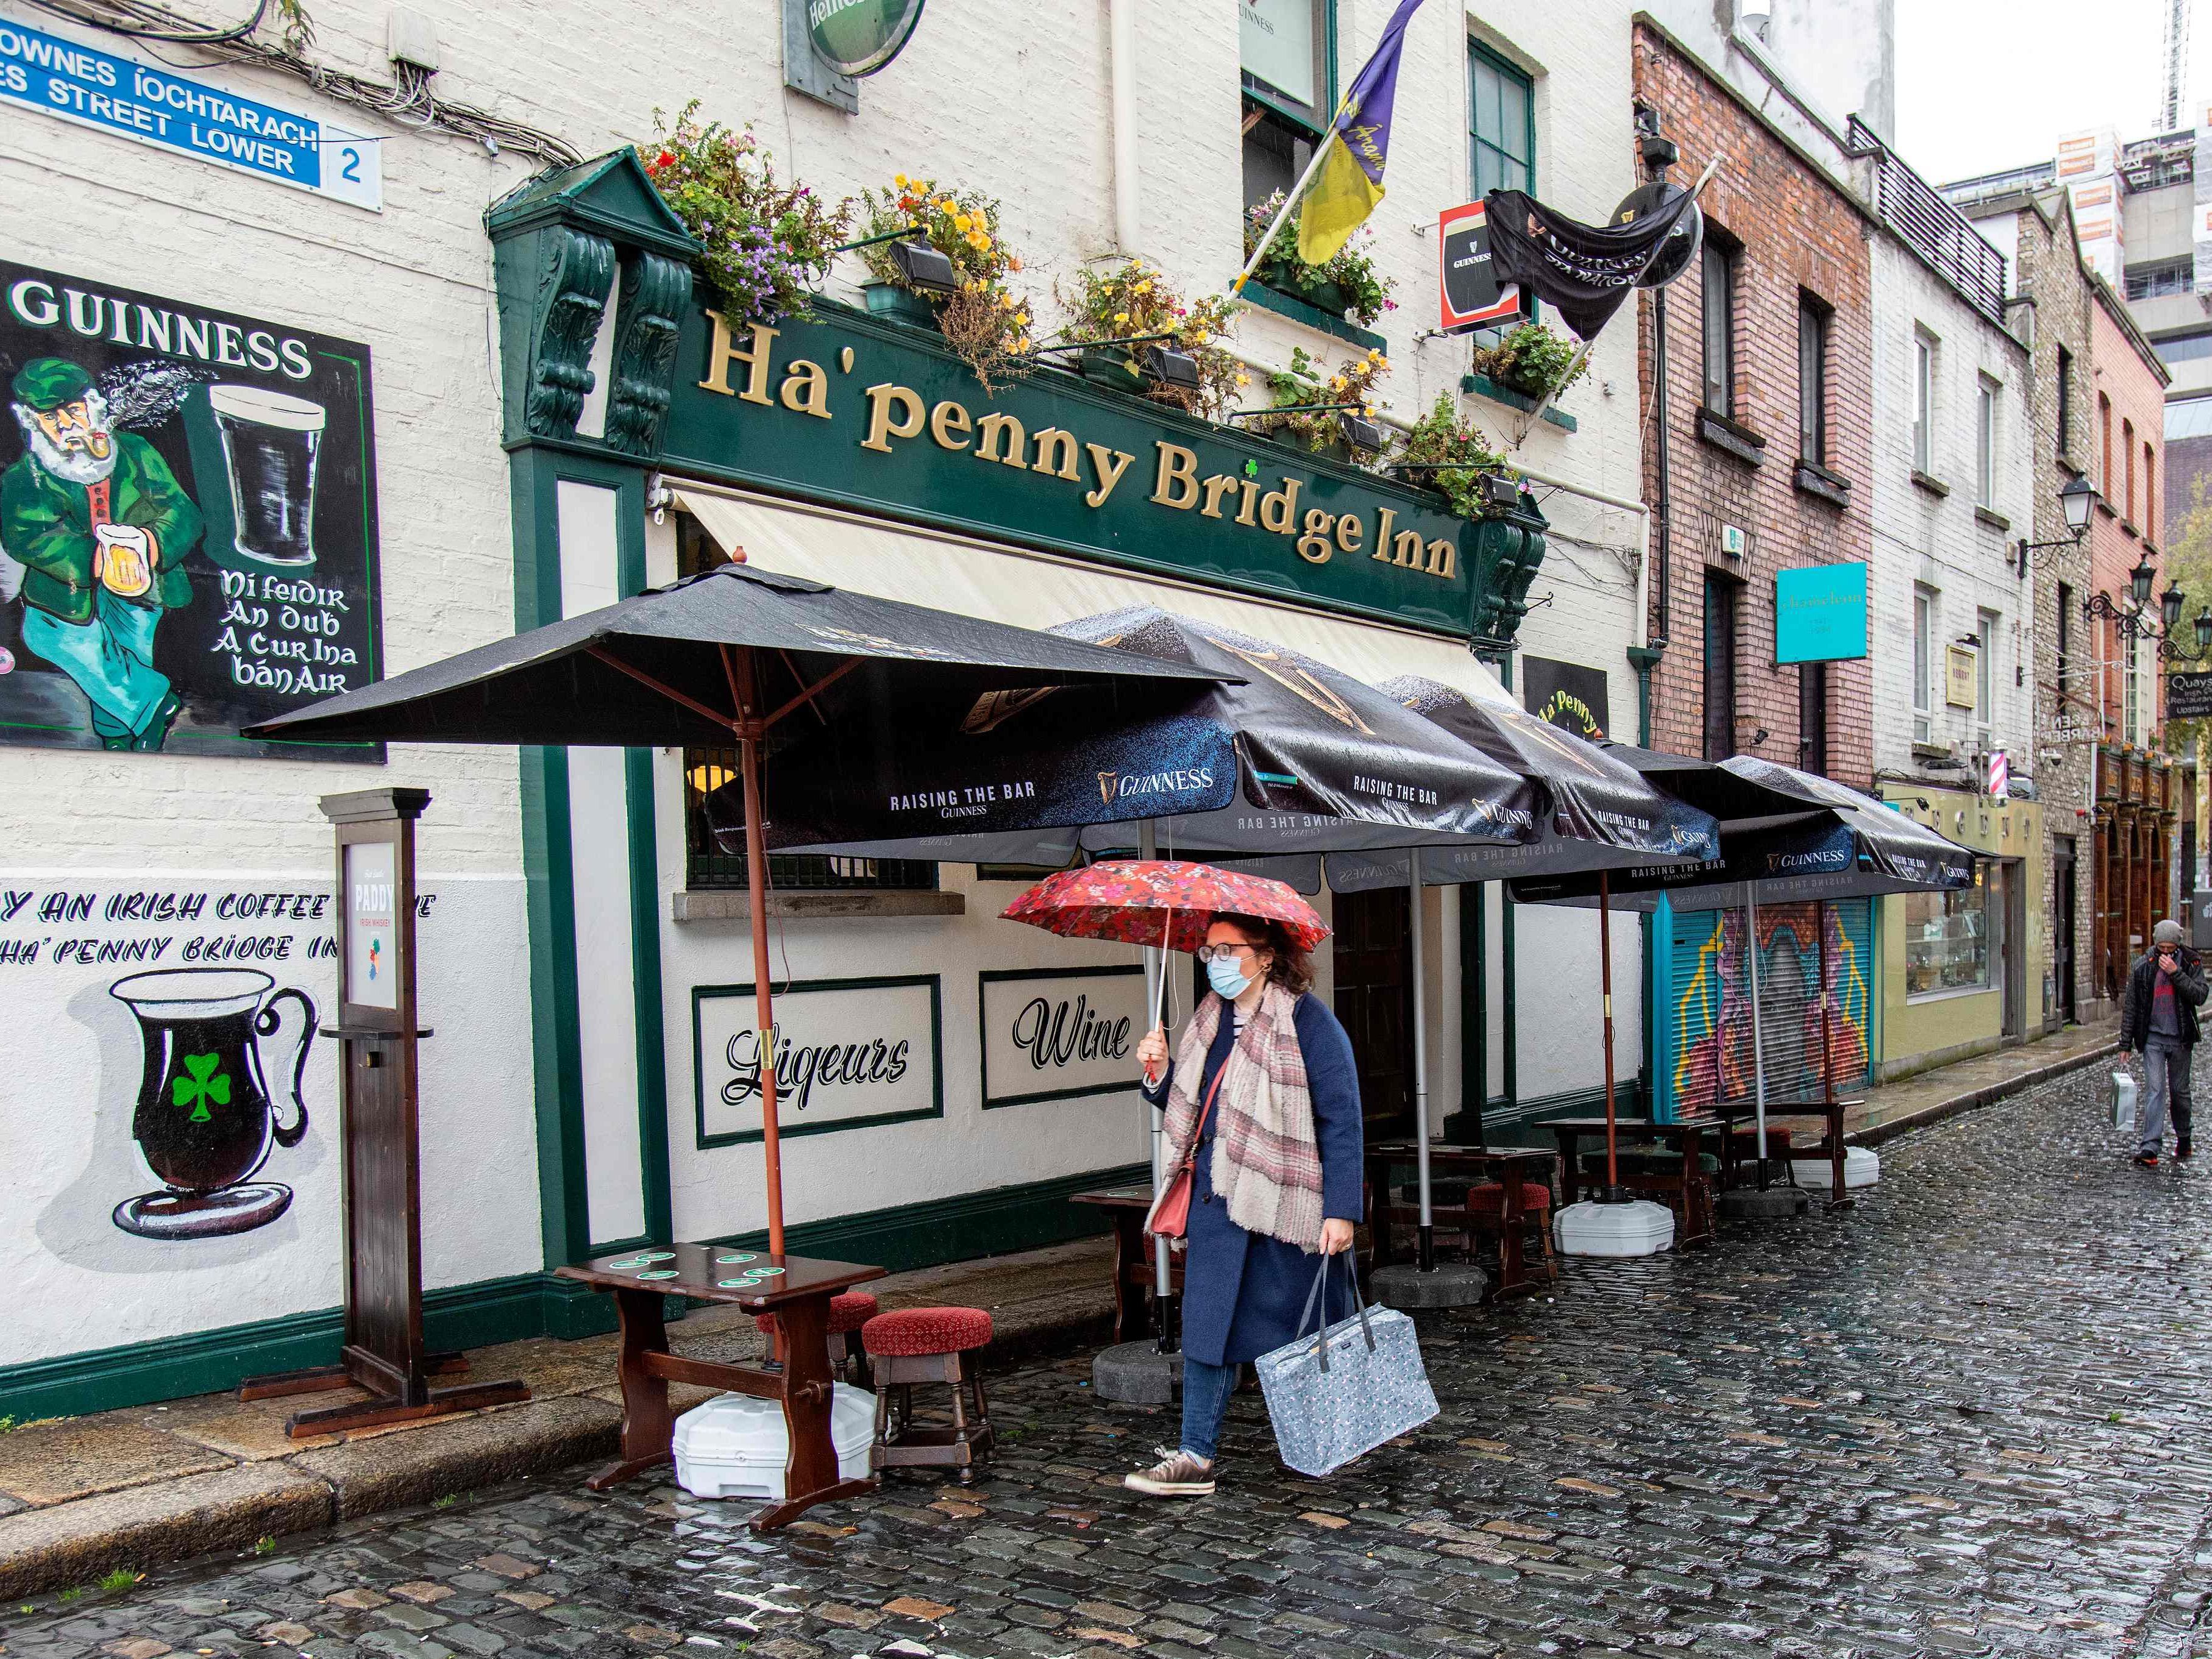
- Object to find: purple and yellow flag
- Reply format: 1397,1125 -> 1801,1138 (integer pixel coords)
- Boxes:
1296,0 -> 1427,267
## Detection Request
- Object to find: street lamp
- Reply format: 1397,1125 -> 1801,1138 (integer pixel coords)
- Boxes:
2132,556 -> 2158,609
2015,476 -> 2101,577
2163,584 -> 2187,634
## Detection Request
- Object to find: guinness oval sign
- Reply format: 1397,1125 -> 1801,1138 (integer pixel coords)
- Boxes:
808,0 -> 928,77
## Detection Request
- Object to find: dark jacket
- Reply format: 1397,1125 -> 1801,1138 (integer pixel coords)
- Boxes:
2120,947 -> 2209,1049
1140,991 -> 1364,1368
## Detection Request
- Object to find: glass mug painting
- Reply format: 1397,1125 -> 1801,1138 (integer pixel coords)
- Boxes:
207,383 -> 327,568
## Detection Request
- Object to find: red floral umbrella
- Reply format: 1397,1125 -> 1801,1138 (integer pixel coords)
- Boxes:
1000,859 -> 1329,954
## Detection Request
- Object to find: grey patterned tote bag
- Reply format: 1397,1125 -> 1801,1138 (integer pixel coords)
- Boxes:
1254,1254 -> 1439,1477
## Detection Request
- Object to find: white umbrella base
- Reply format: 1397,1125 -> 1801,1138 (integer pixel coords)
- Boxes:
1788,1148 -> 1880,1192
1371,1260 -> 1489,1309
1093,1340 -> 1184,1404
1554,1198 -> 1674,1257
1718,1183 -> 1811,1220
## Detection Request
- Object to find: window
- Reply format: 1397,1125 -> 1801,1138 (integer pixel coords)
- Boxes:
1242,0 -> 1332,211
1798,661 -> 1828,775
2056,344 -> 2074,456
2123,418 -> 2136,523
1913,584 -> 1935,744
2099,393 -> 2113,494
1906,870 -> 1990,997
1468,43 -> 1534,198
1911,330 -> 1935,474
2126,256 -> 2194,300
2127,628 -> 2141,743
2145,441 -> 2157,540
1701,236 -> 1736,416
1798,293 -> 1829,463
1702,572 -> 1738,760
1975,608 -> 1998,737
2055,580 -> 2073,708
2155,330 -> 2212,366
1976,377 -> 1997,508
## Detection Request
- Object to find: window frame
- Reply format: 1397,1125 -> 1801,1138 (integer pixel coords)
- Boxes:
1975,376 -> 1998,508
2123,417 -> 2136,524
1240,0 -> 1337,138
1798,291 -> 1829,464
2126,627 -> 2141,744
1905,875 -> 1991,1000
1467,38 -> 1535,201
1702,571 -> 1739,762
1911,330 -> 1935,474
1913,584 -> 1935,744
1701,234 -> 1737,418
2099,393 -> 2113,494
2144,440 -> 2157,541
2055,579 -> 2073,711
1975,607 -> 1999,739
2055,343 -> 2074,457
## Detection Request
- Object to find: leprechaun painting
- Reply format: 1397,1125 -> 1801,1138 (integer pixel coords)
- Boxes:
1,356 -> 202,751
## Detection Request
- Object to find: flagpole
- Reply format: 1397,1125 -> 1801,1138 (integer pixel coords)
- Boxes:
1231,105 -> 1353,299
1508,153 -> 1724,445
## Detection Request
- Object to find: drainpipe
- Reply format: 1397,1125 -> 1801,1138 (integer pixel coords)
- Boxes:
1109,0 -> 1140,252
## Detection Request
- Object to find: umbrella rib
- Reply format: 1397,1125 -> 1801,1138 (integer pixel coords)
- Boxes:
778,650 -> 834,725
585,645 -> 741,734
763,657 -> 863,731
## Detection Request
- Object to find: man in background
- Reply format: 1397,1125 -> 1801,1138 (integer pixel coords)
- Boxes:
2118,918 -> 2208,1168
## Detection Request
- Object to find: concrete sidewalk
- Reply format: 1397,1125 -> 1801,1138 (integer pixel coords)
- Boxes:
0,1014 -> 2124,1600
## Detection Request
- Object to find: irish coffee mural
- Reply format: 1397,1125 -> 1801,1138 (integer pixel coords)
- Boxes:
0,260 -> 382,759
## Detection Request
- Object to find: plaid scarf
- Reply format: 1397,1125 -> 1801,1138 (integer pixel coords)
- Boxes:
1161,982 -> 1326,1249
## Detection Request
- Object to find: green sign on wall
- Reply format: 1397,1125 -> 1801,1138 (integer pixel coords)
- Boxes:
663,302 -> 1530,640
808,0 -> 927,76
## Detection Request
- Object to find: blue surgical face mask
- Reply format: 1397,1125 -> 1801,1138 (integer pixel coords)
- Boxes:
1207,956 -> 1255,1000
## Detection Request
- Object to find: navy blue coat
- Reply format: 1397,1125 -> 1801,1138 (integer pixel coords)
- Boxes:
1141,992 -> 1365,1366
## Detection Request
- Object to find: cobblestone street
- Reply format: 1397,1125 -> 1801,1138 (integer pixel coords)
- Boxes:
9,1064 -> 2212,1659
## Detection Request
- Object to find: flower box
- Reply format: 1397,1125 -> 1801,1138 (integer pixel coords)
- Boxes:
862,281 -> 941,330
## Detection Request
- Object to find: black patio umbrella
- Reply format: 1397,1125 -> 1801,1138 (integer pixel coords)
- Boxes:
1320,678 -> 1723,1273
244,563 -> 1227,1254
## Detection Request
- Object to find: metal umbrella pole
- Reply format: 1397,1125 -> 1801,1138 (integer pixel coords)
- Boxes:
1600,870 -> 1620,1198
1140,822 -> 1176,1343
1718,883 -> 1809,1220
1817,900 -> 1852,1207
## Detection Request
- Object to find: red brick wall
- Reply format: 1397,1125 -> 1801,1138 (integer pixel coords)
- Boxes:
1632,23 -> 1875,789
2088,289 -> 2172,737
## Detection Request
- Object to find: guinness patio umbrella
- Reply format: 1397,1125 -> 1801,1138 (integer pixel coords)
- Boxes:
1513,756 -> 1976,1215
1323,679 -> 1722,1274
244,562 -> 1227,1254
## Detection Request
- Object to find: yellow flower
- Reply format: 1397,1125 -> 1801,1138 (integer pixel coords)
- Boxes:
894,172 -> 909,187
1000,291 -> 1015,308
1015,311 -> 1030,326
954,212 -> 972,232
975,232 -> 992,251
1235,372 -> 1250,386
1115,311 -> 1129,324
1135,280 -> 1151,294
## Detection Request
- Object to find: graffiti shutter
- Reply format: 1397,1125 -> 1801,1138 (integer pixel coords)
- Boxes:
1666,898 -> 1873,1116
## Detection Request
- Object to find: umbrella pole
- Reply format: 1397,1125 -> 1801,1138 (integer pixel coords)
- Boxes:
1140,822 -> 1177,1351
1602,872 -> 1620,1199
1746,887 -> 1768,1191
1819,900 -> 1845,1205
737,653 -> 786,1259
1408,859 -> 1434,1274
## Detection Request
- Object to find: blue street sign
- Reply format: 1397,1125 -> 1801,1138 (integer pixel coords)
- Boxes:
1774,562 -> 1869,664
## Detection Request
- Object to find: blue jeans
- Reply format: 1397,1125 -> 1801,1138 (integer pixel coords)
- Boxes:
2141,1039 -> 2194,1155
1180,1356 -> 1238,1462
21,592 -> 170,737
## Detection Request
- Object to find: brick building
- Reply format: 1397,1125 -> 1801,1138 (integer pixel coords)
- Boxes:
1631,19 -> 1875,788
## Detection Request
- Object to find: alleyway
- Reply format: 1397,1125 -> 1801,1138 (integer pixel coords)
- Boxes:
10,1060 -> 2212,1659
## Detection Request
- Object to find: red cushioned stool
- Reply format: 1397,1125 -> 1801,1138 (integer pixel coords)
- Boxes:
860,1306 -> 995,1482
1466,1180 -> 1559,1286
755,1291 -> 878,1382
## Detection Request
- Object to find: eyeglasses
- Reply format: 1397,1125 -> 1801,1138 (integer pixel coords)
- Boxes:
1193,943 -> 1260,964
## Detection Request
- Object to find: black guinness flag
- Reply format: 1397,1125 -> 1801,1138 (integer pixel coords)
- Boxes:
1482,185 -> 1702,340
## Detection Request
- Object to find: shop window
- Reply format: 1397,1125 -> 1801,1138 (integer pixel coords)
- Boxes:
1798,293 -> 1829,463
1242,0 -> 1333,212
2055,344 -> 2074,456
1906,869 -> 1990,998
1701,235 -> 1737,416
1911,329 -> 1935,474
1912,584 -> 1935,744
1975,376 -> 1997,508
672,512 -> 936,894
1702,571 -> 1738,761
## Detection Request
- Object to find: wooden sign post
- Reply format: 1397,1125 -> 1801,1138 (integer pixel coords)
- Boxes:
240,787 -> 528,1435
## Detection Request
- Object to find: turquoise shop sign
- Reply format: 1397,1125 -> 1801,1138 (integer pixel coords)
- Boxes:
1774,562 -> 1869,664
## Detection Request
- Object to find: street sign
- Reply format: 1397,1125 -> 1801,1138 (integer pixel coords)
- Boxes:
1437,199 -> 1527,333
2167,669 -> 2212,720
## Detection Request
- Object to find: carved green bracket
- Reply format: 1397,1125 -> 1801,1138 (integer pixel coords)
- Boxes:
1467,497 -> 1549,652
486,150 -> 699,453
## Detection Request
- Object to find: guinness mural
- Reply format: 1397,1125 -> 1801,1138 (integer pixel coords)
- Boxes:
0,261 -> 382,760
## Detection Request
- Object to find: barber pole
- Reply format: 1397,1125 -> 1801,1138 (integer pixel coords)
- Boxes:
1987,747 -> 2010,803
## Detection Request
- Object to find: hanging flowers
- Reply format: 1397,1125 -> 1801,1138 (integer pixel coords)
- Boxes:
1051,258 -> 1246,418
639,103 -> 851,329
858,176 -> 1031,391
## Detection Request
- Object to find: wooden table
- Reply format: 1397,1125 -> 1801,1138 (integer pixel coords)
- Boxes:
1708,1096 -> 1865,1206
1542,1117 -> 1715,1247
1364,1142 -> 1559,1296
1070,1184 -> 1182,1343
555,1244 -> 885,1530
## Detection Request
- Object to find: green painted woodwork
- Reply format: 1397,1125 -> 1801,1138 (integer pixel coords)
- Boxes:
1462,371 -> 1578,432
606,250 -> 695,456
1240,280 -> 1389,352
666,300 -> 1516,640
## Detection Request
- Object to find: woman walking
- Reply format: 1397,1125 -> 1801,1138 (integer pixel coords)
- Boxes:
1124,911 -> 1364,1497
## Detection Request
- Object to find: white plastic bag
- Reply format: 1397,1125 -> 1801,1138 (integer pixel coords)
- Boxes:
2112,1068 -> 2139,1132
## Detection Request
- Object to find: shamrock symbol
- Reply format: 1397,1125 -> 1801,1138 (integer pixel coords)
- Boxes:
173,1053 -> 230,1123
1243,458 -> 1260,479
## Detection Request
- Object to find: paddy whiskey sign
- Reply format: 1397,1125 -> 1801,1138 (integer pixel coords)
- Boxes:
693,973 -> 943,1147
0,261 -> 382,760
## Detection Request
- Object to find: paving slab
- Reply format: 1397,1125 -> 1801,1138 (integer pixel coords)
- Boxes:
0,1420 -> 235,1509
288,1398 -> 622,1521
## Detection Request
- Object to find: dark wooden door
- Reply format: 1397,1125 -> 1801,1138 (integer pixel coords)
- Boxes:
2054,837 -> 2077,1023
1331,886 -> 1415,1137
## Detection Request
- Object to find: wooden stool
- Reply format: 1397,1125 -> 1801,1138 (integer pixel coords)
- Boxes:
754,1291 -> 879,1382
1467,1179 -> 1559,1286
860,1307 -> 995,1483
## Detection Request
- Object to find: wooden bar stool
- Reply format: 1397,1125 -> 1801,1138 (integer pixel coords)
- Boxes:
860,1307 -> 995,1483
1467,1179 -> 1559,1286
753,1290 -> 879,1382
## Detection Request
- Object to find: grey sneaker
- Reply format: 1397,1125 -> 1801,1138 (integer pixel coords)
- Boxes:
1124,1445 -> 1216,1497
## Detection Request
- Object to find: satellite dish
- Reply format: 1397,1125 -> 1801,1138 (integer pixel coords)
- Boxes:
1610,182 -> 1703,289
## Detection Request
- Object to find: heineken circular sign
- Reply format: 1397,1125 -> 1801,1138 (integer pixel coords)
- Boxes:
809,0 -> 927,76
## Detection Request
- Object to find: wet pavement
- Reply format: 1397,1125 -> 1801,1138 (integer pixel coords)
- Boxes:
6,1056 -> 2211,1659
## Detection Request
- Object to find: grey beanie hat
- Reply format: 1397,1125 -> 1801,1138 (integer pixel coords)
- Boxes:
2155,918 -> 2186,947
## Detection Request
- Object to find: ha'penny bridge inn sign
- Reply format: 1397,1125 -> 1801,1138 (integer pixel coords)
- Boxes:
483,154 -> 1552,651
